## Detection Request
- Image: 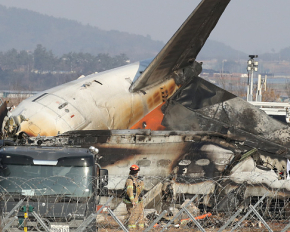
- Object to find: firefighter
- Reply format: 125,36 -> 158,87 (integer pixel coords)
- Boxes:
123,164 -> 145,230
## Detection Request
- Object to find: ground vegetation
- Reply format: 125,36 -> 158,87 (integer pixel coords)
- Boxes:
0,45 -> 129,91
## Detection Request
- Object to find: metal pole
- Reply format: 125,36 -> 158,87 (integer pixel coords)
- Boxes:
24,204 -> 28,232
249,205 -> 273,232
76,196 -> 113,232
257,74 -> 262,101
183,207 -> 205,232
231,193 -> 267,231
160,195 -> 198,232
281,220 -> 290,232
250,67 -> 254,101
218,208 -> 242,232
247,85 -> 250,102
247,69 -> 251,101
107,208 -> 128,232
1,199 -> 24,226
144,210 -> 167,232
31,211 -> 50,232
2,216 -> 18,232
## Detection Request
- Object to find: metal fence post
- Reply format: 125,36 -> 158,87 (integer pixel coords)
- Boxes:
218,208 -> 242,232
183,207 -> 205,232
2,216 -> 18,232
144,210 -> 167,232
76,195 -> 113,232
231,193 -> 267,231
106,207 -> 128,232
160,195 -> 198,232
249,205 -> 273,232
1,199 -> 24,226
281,220 -> 290,232
31,211 -> 50,232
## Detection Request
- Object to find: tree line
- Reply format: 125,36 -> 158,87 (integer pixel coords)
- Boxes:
0,44 -> 130,91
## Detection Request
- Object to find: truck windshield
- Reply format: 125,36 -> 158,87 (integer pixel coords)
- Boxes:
0,156 -> 93,197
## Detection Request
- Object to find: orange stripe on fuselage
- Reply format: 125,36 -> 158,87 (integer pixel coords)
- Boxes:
130,103 -> 166,130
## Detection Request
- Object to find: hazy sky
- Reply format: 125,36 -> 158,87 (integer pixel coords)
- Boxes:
0,0 -> 288,55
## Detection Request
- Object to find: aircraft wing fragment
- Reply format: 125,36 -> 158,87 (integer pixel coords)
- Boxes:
130,0 -> 231,92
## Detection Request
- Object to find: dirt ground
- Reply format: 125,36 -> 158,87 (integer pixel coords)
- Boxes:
98,227 -> 289,232
95,209 -> 290,232
97,215 -> 290,232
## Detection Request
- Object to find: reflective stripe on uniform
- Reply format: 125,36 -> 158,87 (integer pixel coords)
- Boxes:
127,185 -> 133,189
128,224 -> 136,228
123,199 -> 131,204
123,199 -> 142,204
129,196 -> 135,200
138,223 -> 144,228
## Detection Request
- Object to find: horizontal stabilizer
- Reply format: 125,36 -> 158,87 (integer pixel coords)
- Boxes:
130,0 -> 231,92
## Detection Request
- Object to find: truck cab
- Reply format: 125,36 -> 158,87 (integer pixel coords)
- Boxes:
0,146 -> 107,231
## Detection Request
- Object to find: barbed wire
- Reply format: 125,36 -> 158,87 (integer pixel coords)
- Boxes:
1,174 -> 290,231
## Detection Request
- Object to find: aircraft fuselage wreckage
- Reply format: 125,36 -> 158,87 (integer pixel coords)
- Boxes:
2,0 -> 229,137
2,0 -> 290,213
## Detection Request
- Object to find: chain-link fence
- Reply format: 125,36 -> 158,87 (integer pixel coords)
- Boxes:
1,174 -> 290,231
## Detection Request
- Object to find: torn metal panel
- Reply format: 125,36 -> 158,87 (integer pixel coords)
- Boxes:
162,76 -> 290,150
167,76 -> 236,110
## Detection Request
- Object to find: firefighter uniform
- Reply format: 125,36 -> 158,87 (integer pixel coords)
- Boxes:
123,165 -> 145,230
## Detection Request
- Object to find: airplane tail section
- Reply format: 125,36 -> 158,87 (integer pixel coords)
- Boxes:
130,0 -> 231,93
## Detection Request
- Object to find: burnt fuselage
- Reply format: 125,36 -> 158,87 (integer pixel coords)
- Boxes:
17,129 -> 290,199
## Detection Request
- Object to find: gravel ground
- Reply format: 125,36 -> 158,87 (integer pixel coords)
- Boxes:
96,213 -> 290,231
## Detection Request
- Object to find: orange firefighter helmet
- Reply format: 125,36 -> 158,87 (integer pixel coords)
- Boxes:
130,164 -> 140,171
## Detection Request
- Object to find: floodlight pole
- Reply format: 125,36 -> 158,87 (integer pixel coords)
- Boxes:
250,67 -> 254,100
256,74 -> 262,102
247,55 -> 258,102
